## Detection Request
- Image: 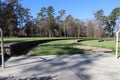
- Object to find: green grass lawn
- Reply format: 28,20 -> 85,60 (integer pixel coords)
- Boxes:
3,37 -> 119,56
80,40 -> 120,54
28,39 -> 84,55
4,37 -> 56,43
3,37 -> 84,56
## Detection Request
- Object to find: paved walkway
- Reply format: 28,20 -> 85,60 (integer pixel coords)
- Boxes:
0,53 -> 120,80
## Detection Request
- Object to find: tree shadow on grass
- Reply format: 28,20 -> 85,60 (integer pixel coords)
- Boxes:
56,47 -> 85,55
30,43 -> 85,55
9,39 -> 74,56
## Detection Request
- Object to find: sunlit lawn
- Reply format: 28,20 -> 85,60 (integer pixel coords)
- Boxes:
3,37 -> 85,56
80,40 -> 120,54
28,40 -> 84,55
4,37 -> 62,43
4,37 -> 119,56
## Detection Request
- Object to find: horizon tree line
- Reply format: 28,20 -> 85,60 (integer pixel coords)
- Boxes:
1,0 -> 120,38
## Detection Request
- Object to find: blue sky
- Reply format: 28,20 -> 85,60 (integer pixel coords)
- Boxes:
21,0 -> 120,20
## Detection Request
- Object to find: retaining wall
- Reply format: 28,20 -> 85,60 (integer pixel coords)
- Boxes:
2,39 -> 67,56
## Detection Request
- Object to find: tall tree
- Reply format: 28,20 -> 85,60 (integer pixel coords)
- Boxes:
0,1 -> 6,29
109,7 -> 120,37
0,0 -> 32,36
64,15 -> 75,37
58,10 -> 66,21
74,19 -> 85,37
37,7 -> 47,19
56,10 -> 66,36
36,6 -> 56,37
5,0 -> 18,36
46,6 -> 55,37
94,9 -> 104,38
86,20 -> 96,37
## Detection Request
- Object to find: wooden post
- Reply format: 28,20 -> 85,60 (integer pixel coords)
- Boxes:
0,28 -> 5,69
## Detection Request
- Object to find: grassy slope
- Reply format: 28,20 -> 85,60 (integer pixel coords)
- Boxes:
28,39 -> 84,55
4,37 -> 119,55
3,37 -> 84,56
80,40 -> 120,54
4,37 -> 54,43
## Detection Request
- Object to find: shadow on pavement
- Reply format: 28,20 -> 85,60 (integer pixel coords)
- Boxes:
0,53 -> 110,80
1,76 -> 56,80
0,54 -> 10,65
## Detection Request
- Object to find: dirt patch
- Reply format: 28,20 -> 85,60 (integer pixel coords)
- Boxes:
76,45 -> 112,53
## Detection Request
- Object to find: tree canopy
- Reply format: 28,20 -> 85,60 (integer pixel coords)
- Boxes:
0,0 -> 120,37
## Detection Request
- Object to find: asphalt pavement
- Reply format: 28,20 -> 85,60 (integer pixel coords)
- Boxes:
0,52 -> 120,80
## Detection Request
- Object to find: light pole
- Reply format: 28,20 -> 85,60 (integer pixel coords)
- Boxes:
0,28 -> 4,69
0,0 -> 5,69
116,23 -> 120,58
